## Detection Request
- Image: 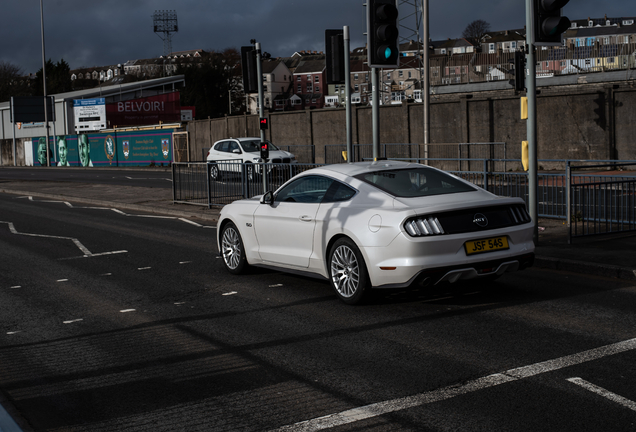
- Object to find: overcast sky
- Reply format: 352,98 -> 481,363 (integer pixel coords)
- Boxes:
2,0 -> 635,75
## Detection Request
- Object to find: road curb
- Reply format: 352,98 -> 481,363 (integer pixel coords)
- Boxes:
0,188 -> 220,223
534,256 -> 636,281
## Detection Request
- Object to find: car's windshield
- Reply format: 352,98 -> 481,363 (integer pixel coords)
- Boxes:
241,140 -> 279,153
355,167 -> 477,198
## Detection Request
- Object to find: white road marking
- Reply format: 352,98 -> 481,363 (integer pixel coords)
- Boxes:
567,377 -> 636,412
6,331 -> 21,335
57,279 -> 68,282
179,261 -> 192,264
17,196 -> 215,228
1,221 -> 128,259
100,273 -> 112,276
63,319 -> 83,324
138,267 -> 151,271
120,309 -> 136,313
179,218 -> 202,227
271,337 -> 636,431
269,284 -> 283,288
174,302 -> 185,305
10,286 -> 21,289
222,291 -> 238,296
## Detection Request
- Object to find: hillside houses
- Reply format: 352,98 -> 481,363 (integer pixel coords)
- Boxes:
67,15 -> 636,117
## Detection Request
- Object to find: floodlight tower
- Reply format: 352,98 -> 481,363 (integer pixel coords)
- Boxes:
152,10 -> 178,57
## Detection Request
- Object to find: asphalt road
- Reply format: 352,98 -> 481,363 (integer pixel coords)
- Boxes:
0,167 -> 172,189
1,192 -> 635,431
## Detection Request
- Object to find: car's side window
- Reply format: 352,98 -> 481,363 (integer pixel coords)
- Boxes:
229,141 -> 241,153
275,175 -> 334,204
217,141 -> 230,153
322,181 -> 357,203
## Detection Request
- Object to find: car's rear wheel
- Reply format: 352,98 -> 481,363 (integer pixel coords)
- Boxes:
220,222 -> 248,274
328,238 -> 371,305
245,162 -> 256,181
209,163 -> 221,181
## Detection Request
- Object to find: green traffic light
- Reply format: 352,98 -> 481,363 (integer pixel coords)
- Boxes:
384,47 -> 392,59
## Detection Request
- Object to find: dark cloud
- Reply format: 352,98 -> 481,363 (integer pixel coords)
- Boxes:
2,0 -> 634,74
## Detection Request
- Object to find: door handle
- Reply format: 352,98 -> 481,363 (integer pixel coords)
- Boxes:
299,215 -> 313,222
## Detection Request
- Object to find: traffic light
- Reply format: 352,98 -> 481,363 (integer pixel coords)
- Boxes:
514,50 -> 525,92
534,0 -> 571,45
325,29 -> 345,84
260,141 -> 269,160
259,117 -> 268,130
367,0 -> 399,68
241,46 -> 258,93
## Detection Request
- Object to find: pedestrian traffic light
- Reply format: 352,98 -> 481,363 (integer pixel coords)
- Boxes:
367,0 -> 399,68
534,0 -> 571,45
241,46 -> 258,93
259,117 -> 268,130
325,29 -> 345,84
514,50 -> 525,92
260,141 -> 269,160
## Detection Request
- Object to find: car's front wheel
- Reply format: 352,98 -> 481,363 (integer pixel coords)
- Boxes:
328,238 -> 371,304
220,222 -> 248,274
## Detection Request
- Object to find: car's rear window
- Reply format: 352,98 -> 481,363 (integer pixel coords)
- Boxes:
355,167 -> 477,197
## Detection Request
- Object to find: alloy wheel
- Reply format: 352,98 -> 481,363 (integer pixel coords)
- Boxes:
330,245 -> 360,298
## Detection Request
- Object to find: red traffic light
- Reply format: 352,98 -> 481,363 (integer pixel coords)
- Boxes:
260,117 -> 268,130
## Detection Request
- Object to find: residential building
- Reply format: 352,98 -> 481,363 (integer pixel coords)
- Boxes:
292,57 -> 326,110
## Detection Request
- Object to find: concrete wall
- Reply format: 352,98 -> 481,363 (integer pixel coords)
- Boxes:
0,139 -> 26,166
184,80 -> 636,166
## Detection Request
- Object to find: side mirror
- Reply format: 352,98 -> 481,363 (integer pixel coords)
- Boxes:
232,149 -> 241,154
260,191 -> 274,205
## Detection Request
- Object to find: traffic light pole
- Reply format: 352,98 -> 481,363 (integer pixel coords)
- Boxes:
525,0 -> 539,244
344,26 -> 353,163
372,67 -> 380,160
255,42 -> 268,194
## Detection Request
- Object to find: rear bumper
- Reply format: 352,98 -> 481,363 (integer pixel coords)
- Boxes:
374,252 -> 535,289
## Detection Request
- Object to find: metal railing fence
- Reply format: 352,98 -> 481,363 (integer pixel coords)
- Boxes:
173,161 -> 322,206
173,159 -> 636,241
566,161 -> 636,242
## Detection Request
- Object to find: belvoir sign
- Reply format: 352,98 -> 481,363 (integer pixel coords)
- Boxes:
106,92 -> 181,127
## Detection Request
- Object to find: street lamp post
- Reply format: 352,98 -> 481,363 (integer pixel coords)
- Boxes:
40,0 -> 50,166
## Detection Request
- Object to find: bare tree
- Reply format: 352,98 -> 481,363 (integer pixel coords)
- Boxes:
462,19 -> 491,46
0,61 -> 30,102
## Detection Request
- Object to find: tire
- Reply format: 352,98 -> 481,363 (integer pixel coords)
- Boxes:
245,162 -> 255,181
328,238 -> 371,305
210,163 -> 221,181
220,222 -> 248,274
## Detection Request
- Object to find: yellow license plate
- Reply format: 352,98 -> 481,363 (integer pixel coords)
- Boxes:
464,236 -> 509,255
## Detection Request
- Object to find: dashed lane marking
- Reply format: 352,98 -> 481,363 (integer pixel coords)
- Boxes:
567,377 -> 636,412
271,337 -> 636,431
63,319 -> 83,324
120,309 -> 136,313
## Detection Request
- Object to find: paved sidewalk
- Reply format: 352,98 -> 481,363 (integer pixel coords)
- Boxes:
1,180 -> 635,282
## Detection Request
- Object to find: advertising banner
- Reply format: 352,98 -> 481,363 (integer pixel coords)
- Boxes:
32,129 -> 174,167
106,92 -> 181,127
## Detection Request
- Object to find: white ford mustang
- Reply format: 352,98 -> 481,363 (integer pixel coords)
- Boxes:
217,161 -> 535,304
